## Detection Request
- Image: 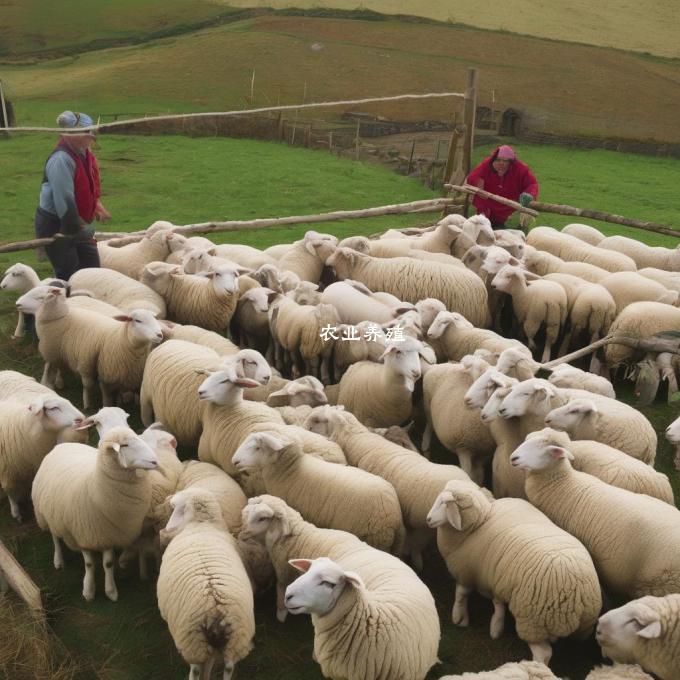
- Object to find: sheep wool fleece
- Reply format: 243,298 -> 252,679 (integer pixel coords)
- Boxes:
440,660 -> 559,679
157,517 -> 254,666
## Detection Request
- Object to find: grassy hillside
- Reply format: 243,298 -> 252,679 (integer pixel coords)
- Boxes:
4,15 -> 680,143
1,0 -> 679,59
223,0 -> 680,59
1,136 -> 680,679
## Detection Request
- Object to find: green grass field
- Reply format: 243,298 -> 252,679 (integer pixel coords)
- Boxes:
1,135 -> 680,678
3,14 -> 680,143
1,0 -> 678,59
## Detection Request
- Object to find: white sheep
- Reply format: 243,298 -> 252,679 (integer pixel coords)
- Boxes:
547,363 -> 616,398
1,263 -> 66,337
157,488 -> 255,680
141,261 -> 240,332
268,295 -> 339,382
527,227 -> 637,272
284,555 -> 440,680
252,262 -> 300,293
333,336 -> 428,427
427,479 -> 601,665
98,228 -> 175,280
274,231 -> 338,282
326,247 -> 491,328
232,430 -> 405,553
596,594 -> 680,680
665,414 -> 680,471
438,661 -> 559,680
304,405 -> 470,570
31,427 -> 159,601
17,285 -> 124,320
598,271 -> 679,316
525,428 -> 673,504
637,267 -> 680,293
422,359 -> 495,482
491,265 -> 568,362
69,267 -> 166,317
544,397 -> 656,464
599,234 -> 680,271
523,245 -> 610,283
239,495 -> 439,676
231,286 -> 279,352
510,435 -> 680,599
319,280 -> 410,325
211,243 -> 277,269
140,340 -> 271,446
0,394 -> 84,521
604,301 -> 680,370
561,223 -> 606,245
35,289 -> 164,409
585,665 -> 654,680
427,310 -> 529,362
197,366 -> 345,495
494,347 -> 540,381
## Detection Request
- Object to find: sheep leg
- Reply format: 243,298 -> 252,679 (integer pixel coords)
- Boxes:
199,656 -> 215,680
667,371 -> 679,401
264,339 -> 274,366
82,550 -> 96,601
320,355 -> 331,385
189,665 -> 201,679
222,659 -> 234,680
54,369 -> 65,390
138,548 -> 149,581
52,533 -> 64,570
41,362 -> 56,388
12,310 -> 25,339
307,355 -> 320,380
490,599 -> 506,639
81,374 -> 98,411
452,583 -> 471,626
0,569 -> 7,593
456,449 -> 484,485
6,492 -> 23,522
408,528 -> 432,572
528,640 -> 552,665
557,328 -> 572,357
421,421 -> 432,457
140,396 -> 154,428
276,581 -> 288,622
100,382 -> 116,408
103,549 -> 118,602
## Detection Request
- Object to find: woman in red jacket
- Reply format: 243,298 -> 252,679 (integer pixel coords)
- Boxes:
466,145 -> 538,229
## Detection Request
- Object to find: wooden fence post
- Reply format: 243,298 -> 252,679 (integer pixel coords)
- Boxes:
443,128 -> 464,186
0,79 -> 10,138
407,139 -> 416,174
354,119 -> 361,160
329,131 -> 333,153
462,68 -> 478,178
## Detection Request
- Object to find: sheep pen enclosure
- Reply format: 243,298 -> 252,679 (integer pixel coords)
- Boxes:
0,133 -> 679,678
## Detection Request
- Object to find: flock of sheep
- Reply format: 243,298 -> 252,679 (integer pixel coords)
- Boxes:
1,213 -> 680,680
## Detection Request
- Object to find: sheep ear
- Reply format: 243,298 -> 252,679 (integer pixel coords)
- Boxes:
418,345 -> 436,364
378,345 -> 398,361
259,431 -> 286,451
305,240 -> 319,255
74,416 -> 95,430
508,256 -> 522,267
343,570 -> 365,590
27,397 -> 47,415
574,400 -> 597,414
113,314 -> 133,322
236,377 -> 261,389
445,502 -> 463,531
289,558 -> 313,573
636,619 -> 662,639
523,270 -> 541,281
266,389 -> 291,407
548,445 -> 569,460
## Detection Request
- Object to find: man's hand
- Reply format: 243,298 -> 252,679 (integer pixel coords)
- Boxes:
519,192 -> 533,208
94,200 -> 112,222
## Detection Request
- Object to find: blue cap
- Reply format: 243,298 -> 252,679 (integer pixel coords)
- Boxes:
56,110 -> 95,133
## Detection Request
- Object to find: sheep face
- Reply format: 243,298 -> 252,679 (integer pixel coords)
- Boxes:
76,406 -> 130,437
16,285 -> 51,313
379,340 -> 423,392
426,489 -> 455,528
495,348 -> 537,377
427,310 -> 472,339
232,431 -> 286,472
285,557 -> 364,616
181,249 -> 213,274
461,245 -> 488,274
665,415 -> 680,445
463,369 -> 515,409
142,262 -> 181,294
1,264 -> 33,292
490,264 -> 525,293
288,282 -> 320,306
28,395 -> 84,432
198,263 -> 245,294
303,404 -> 348,436
480,385 -> 513,423
254,264 -> 282,291
415,298 -> 446,329
242,287 -> 277,314
426,481 -> 486,531
196,368 -> 259,404
224,350 -> 272,385
509,436 -> 571,471
544,399 -> 598,432
103,427 -> 158,470
115,310 -> 164,345
240,500 -> 276,542
141,425 -> 178,455
268,376 -> 327,408
596,600 -> 663,664
498,380 -> 557,419
480,246 -> 520,277
325,247 -> 360,277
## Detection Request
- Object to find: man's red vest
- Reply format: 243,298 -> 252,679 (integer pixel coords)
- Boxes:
51,140 -> 101,223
